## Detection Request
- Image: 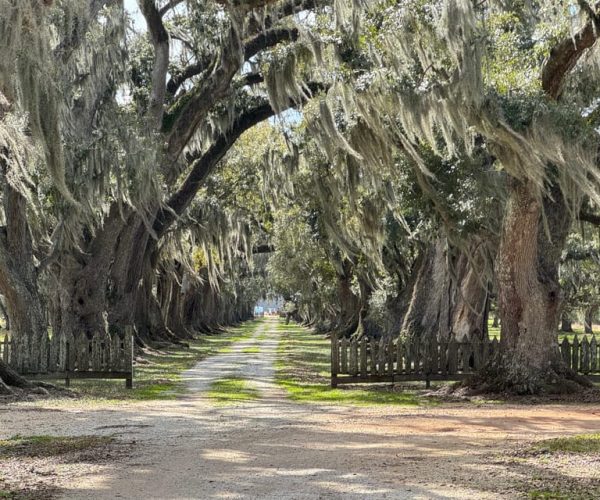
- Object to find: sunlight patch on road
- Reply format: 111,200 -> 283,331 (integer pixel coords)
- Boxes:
201,448 -> 253,464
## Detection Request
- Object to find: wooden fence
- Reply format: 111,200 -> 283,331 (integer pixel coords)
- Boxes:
1,330 -> 134,388
331,335 -> 600,387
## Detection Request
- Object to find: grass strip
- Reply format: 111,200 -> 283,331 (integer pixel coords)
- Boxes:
0,435 -> 114,458
207,377 -> 259,404
533,433 -> 600,454
275,321 -> 430,406
64,320 -> 261,401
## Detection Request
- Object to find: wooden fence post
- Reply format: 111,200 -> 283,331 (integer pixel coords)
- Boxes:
349,338 -> 358,376
387,338 -> 394,378
65,341 -> 71,388
360,336 -> 367,378
340,337 -> 348,374
447,336 -> 458,375
572,335 -> 580,372
126,328 -> 134,389
370,338 -> 378,376
331,335 -> 339,388
378,338 -> 386,376
591,336 -> 598,373
560,337 -> 570,366
396,339 -> 404,375
581,336 -> 590,374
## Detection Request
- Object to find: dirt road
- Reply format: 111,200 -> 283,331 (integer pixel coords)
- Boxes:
1,318 -> 599,499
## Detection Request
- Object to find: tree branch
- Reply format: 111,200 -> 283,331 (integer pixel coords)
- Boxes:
166,26 -> 299,100
253,244 -> 275,254
159,0 -> 185,16
541,2 -> 600,99
250,0 -> 325,32
156,81 -> 326,238
579,209 -> 600,226
156,100 -> 276,237
138,0 -> 170,129
244,26 -> 299,60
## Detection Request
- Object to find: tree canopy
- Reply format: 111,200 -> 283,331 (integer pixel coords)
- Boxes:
2,0 -> 600,395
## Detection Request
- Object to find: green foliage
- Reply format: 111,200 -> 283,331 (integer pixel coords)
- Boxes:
561,232 -> 600,318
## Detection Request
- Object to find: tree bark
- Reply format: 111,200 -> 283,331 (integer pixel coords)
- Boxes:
0,176 -> 47,374
399,239 -> 490,342
0,295 -> 9,330
584,305 -> 597,334
352,275 -> 373,338
489,179 -> 587,393
334,259 -> 360,337
0,358 -> 33,392
51,205 -> 131,342
560,314 -> 573,333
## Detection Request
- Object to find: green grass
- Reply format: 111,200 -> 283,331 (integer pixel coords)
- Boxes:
207,377 -> 260,404
487,318 -> 600,342
0,435 -> 113,458
62,320 -> 261,401
534,433 -> 600,454
528,487 -> 600,499
241,346 -> 260,354
528,490 -> 571,499
275,320 -> 431,406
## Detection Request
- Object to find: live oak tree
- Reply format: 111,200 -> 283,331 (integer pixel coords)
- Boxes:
329,0 -> 600,393
0,0 -> 334,388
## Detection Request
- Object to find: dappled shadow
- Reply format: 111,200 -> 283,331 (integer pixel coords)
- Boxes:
2,317 -> 599,499
29,398 -> 598,499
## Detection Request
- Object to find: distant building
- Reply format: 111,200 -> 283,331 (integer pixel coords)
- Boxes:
254,296 -> 284,316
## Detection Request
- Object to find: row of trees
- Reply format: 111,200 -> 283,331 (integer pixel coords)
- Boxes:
253,0 -> 600,394
0,0 -> 334,393
2,0 -> 600,395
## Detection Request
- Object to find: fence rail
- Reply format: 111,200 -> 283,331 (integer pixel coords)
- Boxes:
331,335 -> 600,387
1,330 -> 134,388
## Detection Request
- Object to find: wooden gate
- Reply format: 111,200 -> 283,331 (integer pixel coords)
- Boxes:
1,329 -> 134,388
331,335 -> 600,387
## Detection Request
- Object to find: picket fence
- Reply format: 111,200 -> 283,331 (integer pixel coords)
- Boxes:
331,334 -> 600,387
0,329 -> 134,388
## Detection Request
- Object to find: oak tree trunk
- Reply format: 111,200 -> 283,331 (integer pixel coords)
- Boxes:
334,259 -> 360,337
489,180 -> 587,393
560,314 -> 573,333
0,172 -> 47,374
584,305 -> 596,334
400,239 -> 490,342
